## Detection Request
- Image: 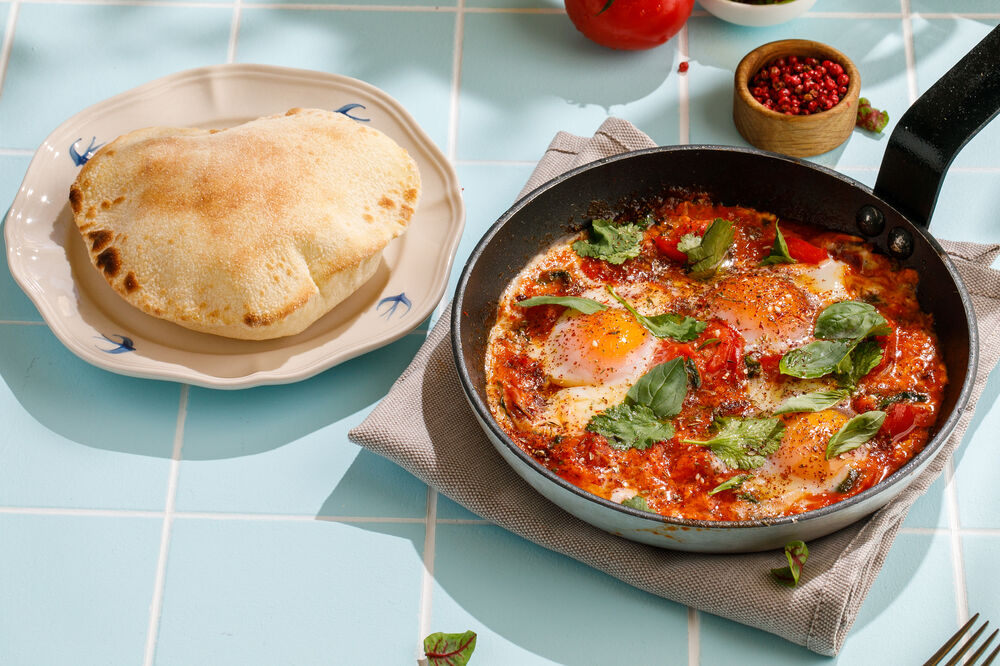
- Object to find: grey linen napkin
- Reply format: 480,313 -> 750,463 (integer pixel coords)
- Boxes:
350,118 -> 1000,655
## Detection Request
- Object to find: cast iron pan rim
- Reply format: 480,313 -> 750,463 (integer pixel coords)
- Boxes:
452,144 -> 979,531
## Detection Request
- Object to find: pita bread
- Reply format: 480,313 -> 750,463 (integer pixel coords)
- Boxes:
68,107 -> 420,340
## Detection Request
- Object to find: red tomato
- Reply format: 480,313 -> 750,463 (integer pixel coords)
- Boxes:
564,0 -> 694,51
883,403 -> 918,442
654,218 -> 708,263
701,323 -> 745,378
784,235 -> 829,264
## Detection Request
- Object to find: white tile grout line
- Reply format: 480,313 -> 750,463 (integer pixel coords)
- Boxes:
417,485 -> 439,658
900,0 -> 919,105
141,384 -> 188,666
945,459 -> 969,625
226,0 -> 242,64
0,2 -> 19,100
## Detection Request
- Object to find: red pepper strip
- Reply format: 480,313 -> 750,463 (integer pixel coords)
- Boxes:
784,236 -> 829,264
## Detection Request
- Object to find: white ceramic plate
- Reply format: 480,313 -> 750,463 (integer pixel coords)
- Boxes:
698,0 -> 817,27
4,64 -> 464,388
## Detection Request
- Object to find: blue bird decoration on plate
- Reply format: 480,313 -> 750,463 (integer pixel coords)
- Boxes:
377,293 -> 412,319
334,103 -> 370,122
96,334 -> 135,354
69,137 -> 104,166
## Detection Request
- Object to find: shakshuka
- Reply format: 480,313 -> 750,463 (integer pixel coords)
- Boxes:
484,196 -> 946,521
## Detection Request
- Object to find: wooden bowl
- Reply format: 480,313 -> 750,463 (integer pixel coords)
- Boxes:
733,39 -> 861,157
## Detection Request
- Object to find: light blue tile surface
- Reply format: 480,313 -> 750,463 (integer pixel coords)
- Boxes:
810,0 -> 902,12
0,325 -> 179,509
153,518 -> 426,665
431,523 -> 690,664
687,16 -> 909,168
0,513 -> 162,666
458,13 -> 682,162
912,0 -> 1000,13
235,7 -> 456,154
911,16 -> 1000,168
0,4 -> 232,150
699,533 -> 958,664
954,363 -> 1000,529
963,534 -> 1000,623
175,333 -> 429,517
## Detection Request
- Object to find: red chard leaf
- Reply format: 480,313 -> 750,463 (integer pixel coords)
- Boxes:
423,631 -> 477,665
771,540 -> 809,587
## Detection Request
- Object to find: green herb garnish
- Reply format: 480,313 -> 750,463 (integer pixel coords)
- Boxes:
780,301 -> 890,380
607,287 -> 707,342
771,540 -> 809,588
709,474 -> 752,495
835,468 -> 860,493
683,417 -> 786,470
515,295 -> 608,314
626,357 -> 688,419
698,338 -> 721,350
826,411 -> 886,459
773,389 -> 851,415
744,355 -> 762,378
587,403 -> 675,451
621,495 -> 653,512
878,391 -> 929,410
760,222 -> 796,266
572,219 -> 643,265
684,357 -> 701,390
677,218 -> 734,279
423,631 -> 477,666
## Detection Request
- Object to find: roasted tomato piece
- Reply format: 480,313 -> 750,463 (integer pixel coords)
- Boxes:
883,402 -> 918,442
784,235 -> 830,264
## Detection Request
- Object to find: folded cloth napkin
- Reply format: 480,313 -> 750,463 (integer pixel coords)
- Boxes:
350,118 -> 1000,655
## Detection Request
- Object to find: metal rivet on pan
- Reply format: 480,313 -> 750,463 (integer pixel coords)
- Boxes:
887,227 -> 914,259
856,205 -> 885,236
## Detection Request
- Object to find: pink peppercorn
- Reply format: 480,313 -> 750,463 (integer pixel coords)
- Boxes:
750,57 -> 850,116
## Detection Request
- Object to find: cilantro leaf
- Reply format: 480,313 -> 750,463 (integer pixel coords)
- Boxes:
572,219 -> 643,265
773,389 -> 851,415
587,403 -> 675,451
626,357 -> 688,419
826,411 -> 886,459
678,218 -> 734,279
515,295 -> 608,315
683,417 -> 786,469
607,287 -> 707,342
621,495 -> 653,512
760,222 -> 796,266
423,631 -> 477,666
771,540 -> 809,588
708,474 -> 752,495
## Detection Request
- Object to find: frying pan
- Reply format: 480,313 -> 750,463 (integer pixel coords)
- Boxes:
453,26 -> 1000,553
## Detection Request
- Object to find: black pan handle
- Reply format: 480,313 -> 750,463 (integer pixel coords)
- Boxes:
874,24 -> 1000,229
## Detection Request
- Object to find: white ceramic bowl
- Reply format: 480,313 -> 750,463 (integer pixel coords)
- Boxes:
698,0 -> 817,27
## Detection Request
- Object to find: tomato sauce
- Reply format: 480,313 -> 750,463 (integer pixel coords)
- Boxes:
485,197 -> 947,521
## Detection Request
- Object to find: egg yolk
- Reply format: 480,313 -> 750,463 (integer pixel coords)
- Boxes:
544,308 -> 654,387
709,273 -> 813,351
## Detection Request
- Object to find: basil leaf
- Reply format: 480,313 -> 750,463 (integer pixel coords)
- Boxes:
779,340 -> 855,379
572,219 -> 644,265
879,391 -> 929,409
678,218 -> 734,279
621,495 -> 653,512
773,389 -> 851,415
834,340 -> 883,388
760,222 -> 796,266
771,540 -> 809,588
698,337 -> 721,350
423,631 -> 477,666
825,411 -> 886,459
814,301 -> 891,340
683,417 -> 786,469
708,474 -> 752,495
587,403 -> 675,451
626,357 -> 688,419
515,295 -> 608,314
607,287 -> 707,342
